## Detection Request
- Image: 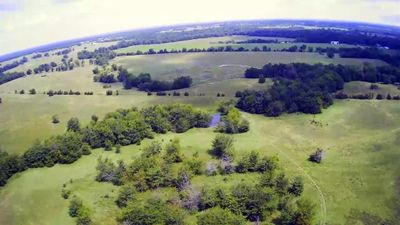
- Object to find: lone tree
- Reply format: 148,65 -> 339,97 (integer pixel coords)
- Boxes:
209,134 -> 234,159
309,148 -> 324,163
52,115 -> 60,124
258,74 -> 266,84
0,97 -> 2,104
67,117 -> 81,132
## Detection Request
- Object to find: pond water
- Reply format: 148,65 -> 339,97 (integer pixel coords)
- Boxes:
209,114 -> 221,127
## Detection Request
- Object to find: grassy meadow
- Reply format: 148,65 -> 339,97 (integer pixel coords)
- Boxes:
112,52 -> 385,85
0,35 -> 399,225
0,100 -> 399,225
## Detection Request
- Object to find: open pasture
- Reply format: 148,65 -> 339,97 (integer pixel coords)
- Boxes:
113,52 -> 386,85
0,100 -> 399,225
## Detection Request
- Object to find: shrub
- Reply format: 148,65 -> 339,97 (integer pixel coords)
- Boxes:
309,149 -> 324,163
197,207 -> 246,225
209,134 -> 234,159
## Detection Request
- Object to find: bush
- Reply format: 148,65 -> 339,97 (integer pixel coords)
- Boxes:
197,207 -> 246,225
309,149 -> 324,163
118,197 -> 184,225
52,115 -> 60,124
209,134 -> 234,159
116,183 -> 137,208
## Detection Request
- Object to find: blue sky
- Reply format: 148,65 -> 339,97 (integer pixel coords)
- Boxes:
0,0 -> 399,55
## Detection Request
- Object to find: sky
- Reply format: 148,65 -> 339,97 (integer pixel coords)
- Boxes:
0,0 -> 399,55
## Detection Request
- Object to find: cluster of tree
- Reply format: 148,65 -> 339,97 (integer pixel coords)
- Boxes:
238,63 -> 400,116
246,29 -> 400,50
0,150 -> 25,186
112,133 -> 314,225
96,138 -> 184,190
31,54 -> 43,59
0,57 -> 28,73
116,45 -> 275,57
150,91 -> 190,96
69,197 -> 92,225
334,92 -> 400,100
236,38 -> 280,44
0,72 -> 26,85
216,101 -> 249,134
118,197 -> 185,225
55,48 -> 72,56
77,47 -> 116,65
121,72 -> 192,92
0,104 -> 210,186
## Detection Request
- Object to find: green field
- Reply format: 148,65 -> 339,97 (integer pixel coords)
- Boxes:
342,81 -> 400,96
0,37 -> 399,225
0,100 -> 399,225
114,35 -> 356,54
113,52 -> 385,85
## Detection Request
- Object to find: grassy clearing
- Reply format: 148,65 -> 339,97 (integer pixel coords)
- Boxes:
0,100 -> 399,225
113,52 -> 385,85
342,81 -> 400,96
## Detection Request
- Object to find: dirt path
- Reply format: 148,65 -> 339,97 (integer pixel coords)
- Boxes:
278,150 -> 327,225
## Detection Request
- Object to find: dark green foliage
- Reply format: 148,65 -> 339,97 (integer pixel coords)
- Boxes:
61,189 -> 71,199
121,71 -> 192,92
309,149 -> 324,163
240,63 -> 400,116
77,47 -> 116,65
141,141 -> 162,157
67,117 -> 81,132
163,138 -> 183,163
115,144 -> 121,154
118,197 -> 184,225
141,104 -> 210,134
80,143 -> 91,155
23,132 -> 83,167
116,183 -> 136,208
69,197 -> 92,225
95,158 -> 126,185
69,197 -> 83,217
0,150 -> 25,186
184,157 -> 203,175
216,107 -> 249,134
288,177 -> 304,197
209,134 -> 234,159
277,199 -> 315,225
197,207 -> 246,225
0,72 -> 26,85
1,104 -> 210,190
82,109 -> 153,148
127,155 -> 174,191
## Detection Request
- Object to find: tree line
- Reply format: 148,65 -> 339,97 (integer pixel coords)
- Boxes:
245,29 -> 400,50
0,104 -> 211,187
237,63 -> 400,116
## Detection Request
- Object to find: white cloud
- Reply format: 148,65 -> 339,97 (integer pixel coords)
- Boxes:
0,0 -> 399,54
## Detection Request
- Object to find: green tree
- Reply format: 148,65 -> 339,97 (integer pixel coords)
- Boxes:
209,134 -> 234,159
67,117 -> 81,132
197,207 -> 246,225
116,183 -> 136,208
163,138 -> 183,163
